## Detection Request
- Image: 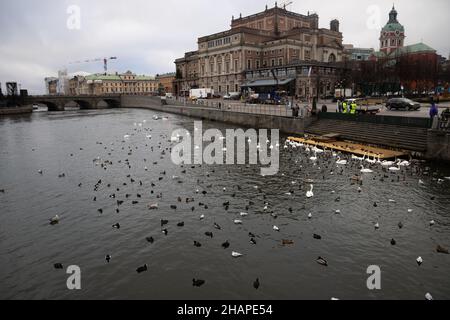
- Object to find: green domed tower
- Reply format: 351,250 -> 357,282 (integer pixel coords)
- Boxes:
380,5 -> 405,54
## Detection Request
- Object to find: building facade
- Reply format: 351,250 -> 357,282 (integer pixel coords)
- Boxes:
44,77 -> 59,95
379,6 -> 405,55
369,6 -> 439,93
343,44 -> 374,61
67,71 -> 158,96
175,4 -> 344,98
156,73 -> 176,95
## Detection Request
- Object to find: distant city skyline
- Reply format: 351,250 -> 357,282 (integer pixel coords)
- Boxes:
0,0 -> 449,94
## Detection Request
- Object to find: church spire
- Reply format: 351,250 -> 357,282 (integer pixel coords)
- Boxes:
389,5 -> 398,23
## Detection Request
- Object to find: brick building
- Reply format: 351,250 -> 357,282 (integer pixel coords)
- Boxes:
370,6 -> 439,93
156,73 -> 176,95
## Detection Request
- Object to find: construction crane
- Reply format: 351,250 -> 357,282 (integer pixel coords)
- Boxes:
68,56 -> 118,74
280,1 -> 293,10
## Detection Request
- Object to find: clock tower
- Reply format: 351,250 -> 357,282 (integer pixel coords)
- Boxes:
380,6 -> 405,54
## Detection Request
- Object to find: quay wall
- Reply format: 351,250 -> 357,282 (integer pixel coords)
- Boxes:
0,106 -> 33,116
426,130 -> 450,161
120,95 -> 450,162
121,95 -> 311,136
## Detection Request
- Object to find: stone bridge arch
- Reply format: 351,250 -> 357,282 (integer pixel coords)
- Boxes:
100,98 -> 121,108
72,99 -> 94,110
35,100 -> 63,112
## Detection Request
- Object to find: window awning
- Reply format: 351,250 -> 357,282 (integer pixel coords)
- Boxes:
241,78 -> 295,88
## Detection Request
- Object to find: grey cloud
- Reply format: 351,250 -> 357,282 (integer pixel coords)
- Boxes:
1,0 -> 448,94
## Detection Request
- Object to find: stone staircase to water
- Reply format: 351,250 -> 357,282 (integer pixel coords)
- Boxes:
305,118 -> 429,152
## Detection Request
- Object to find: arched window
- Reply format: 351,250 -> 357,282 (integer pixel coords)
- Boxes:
328,53 -> 336,63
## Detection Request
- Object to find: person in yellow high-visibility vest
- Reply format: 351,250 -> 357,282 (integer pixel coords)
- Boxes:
342,101 -> 348,114
350,101 -> 358,115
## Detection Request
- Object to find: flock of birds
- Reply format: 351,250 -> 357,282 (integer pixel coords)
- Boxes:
38,126 -> 450,299
3,113 -> 450,300
285,138 -> 450,300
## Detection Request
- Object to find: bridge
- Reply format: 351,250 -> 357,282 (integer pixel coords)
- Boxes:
22,94 -> 122,111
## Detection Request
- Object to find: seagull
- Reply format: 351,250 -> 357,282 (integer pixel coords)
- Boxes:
425,293 -> 433,301
430,220 -> 436,226
308,213 -> 312,219
374,223 -> 380,230
234,219 -> 243,225
417,257 -> 423,266
240,212 -> 248,217
273,226 -> 280,232
232,251 -> 243,258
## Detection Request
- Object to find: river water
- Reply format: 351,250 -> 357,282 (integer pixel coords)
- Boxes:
0,108 -> 449,300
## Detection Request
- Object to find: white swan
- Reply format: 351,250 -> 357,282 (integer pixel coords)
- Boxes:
360,166 -> 373,173
352,153 -> 365,161
306,185 -> 314,198
310,152 -> 318,162
336,157 -> 347,165
398,159 -> 411,167
313,146 -> 324,154
366,155 -> 377,164
389,164 -> 401,172
381,160 -> 395,167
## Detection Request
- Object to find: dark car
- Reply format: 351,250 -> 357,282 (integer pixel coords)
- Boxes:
386,98 -> 421,111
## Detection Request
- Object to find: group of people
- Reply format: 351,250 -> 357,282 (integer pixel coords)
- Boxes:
336,98 -> 358,115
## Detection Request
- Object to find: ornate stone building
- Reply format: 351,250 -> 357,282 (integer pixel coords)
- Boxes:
379,6 -> 405,55
175,3 -> 344,98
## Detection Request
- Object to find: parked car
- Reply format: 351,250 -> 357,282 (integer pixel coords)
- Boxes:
224,92 -> 241,100
386,98 -> 421,111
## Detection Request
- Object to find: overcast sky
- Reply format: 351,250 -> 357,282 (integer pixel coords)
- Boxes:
0,0 -> 448,94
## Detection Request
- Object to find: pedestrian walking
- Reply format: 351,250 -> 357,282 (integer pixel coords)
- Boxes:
293,103 -> 300,118
430,100 -> 439,120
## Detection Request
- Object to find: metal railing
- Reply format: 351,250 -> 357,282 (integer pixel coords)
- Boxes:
437,118 -> 450,132
172,97 -> 297,118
